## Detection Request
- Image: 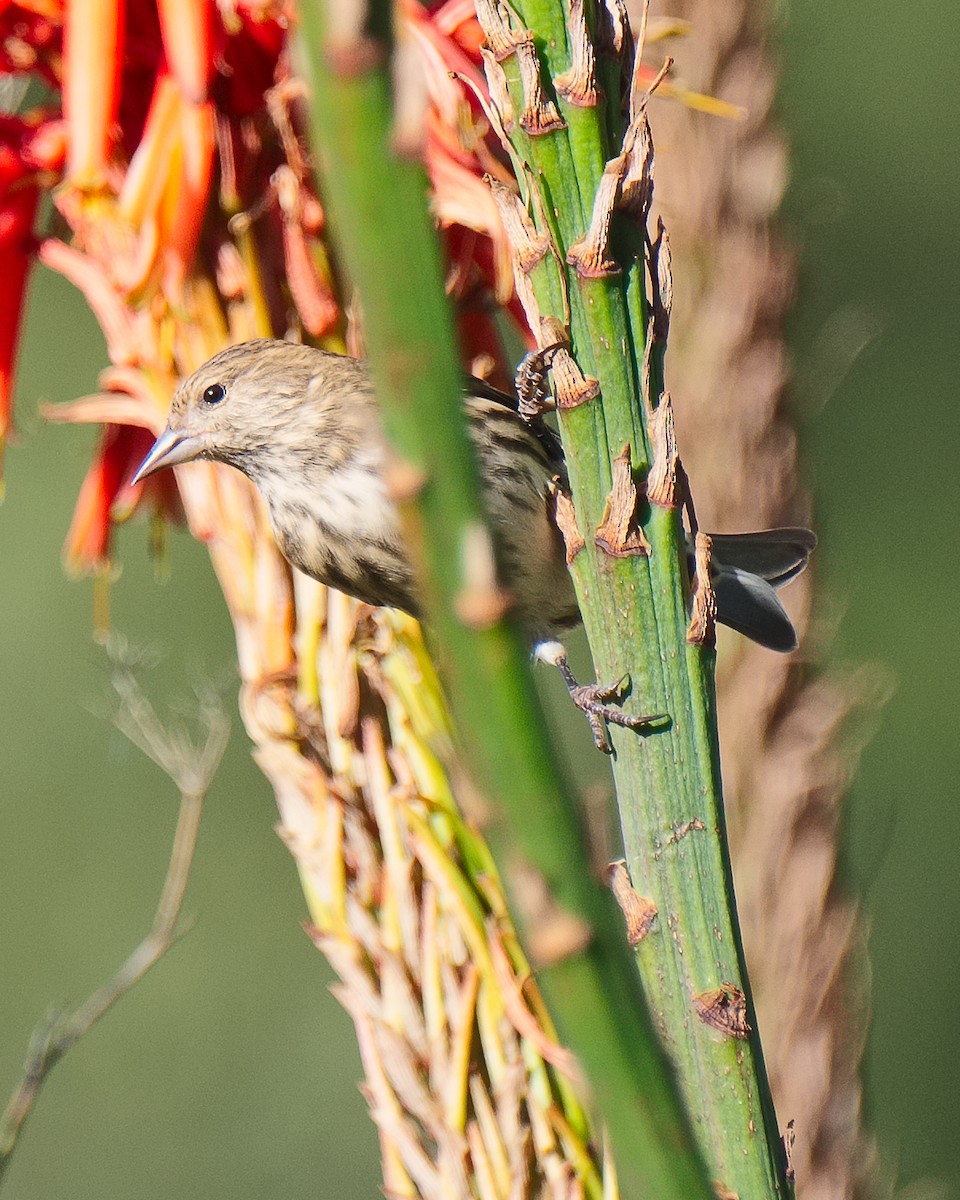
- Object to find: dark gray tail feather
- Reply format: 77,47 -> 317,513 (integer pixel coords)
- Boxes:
708,528 -> 817,586
703,528 -> 816,652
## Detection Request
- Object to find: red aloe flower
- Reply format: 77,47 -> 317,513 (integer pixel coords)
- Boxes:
62,423 -> 173,572
0,182 -> 37,456
44,365 -> 183,571
0,111 -> 64,461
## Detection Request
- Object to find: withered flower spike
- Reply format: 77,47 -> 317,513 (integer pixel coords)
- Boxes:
693,983 -> 751,1041
548,480 -> 585,565
265,79 -> 310,180
647,392 -> 680,508
272,165 -> 339,338
686,531 -> 717,649
635,0 -> 650,61
515,42 -> 566,135
607,861 -> 657,945
555,0 -> 600,108
628,48 -> 673,128
595,445 -> 651,558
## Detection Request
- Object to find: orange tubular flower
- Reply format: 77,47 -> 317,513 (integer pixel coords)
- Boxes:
158,94 -> 215,301
118,71 -> 180,227
156,0 -> 214,104
63,0 -> 123,187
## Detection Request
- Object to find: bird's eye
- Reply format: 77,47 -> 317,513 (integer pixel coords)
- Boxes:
202,383 -> 227,405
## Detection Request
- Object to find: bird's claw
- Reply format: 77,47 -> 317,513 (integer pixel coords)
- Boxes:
514,342 -> 566,422
568,678 -> 663,753
536,644 -> 665,753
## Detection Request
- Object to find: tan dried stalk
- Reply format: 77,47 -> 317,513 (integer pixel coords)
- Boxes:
643,1 -> 875,1194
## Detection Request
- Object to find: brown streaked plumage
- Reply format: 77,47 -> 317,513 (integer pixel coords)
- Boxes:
133,339 -> 580,636
133,338 -> 815,652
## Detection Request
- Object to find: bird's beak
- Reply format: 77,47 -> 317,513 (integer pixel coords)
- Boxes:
131,427 -> 203,484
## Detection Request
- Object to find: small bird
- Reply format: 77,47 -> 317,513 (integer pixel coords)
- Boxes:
133,339 -> 814,741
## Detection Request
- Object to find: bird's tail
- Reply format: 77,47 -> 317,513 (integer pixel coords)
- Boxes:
706,527 -> 816,652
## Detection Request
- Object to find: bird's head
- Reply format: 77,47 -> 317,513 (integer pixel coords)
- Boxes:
132,339 -> 372,486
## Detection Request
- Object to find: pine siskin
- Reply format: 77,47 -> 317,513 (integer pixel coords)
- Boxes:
133,340 -> 814,739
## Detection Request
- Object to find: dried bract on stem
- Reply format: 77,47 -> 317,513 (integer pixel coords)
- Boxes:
555,0 -> 600,108
619,109 -> 654,224
478,48 -> 515,134
607,861 -> 657,945
595,446 -> 651,558
567,150 -> 627,278
548,480 -> 585,564
485,176 -> 550,331
514,41 -> 565,136
686,532 -> 716,649
693,984 -> 750,1041
473,0 -> 528,60
647,392 -> 680,508
597,0 -> 632,62
551,346 -> 600,411
484,177 -> 550,271
648,216 -> 672,342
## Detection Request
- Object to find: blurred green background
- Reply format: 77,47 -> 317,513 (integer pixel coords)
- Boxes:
2,1 -> 958,1195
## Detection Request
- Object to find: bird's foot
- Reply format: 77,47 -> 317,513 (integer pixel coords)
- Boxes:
536,642 -> 666,754
514,343 -> 566,422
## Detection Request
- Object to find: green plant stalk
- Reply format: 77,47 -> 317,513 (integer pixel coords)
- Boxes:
485,1 -> 790,1195
295,3 -> 716,1198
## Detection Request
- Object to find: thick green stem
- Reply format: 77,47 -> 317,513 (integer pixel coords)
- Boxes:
479,1 -> 791,1195
296,3 -> 715,1197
